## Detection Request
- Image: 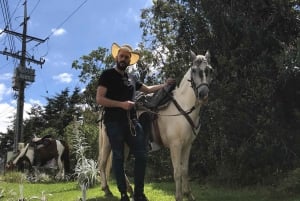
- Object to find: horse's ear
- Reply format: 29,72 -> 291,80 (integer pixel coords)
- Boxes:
205,50 -> 211,63
190,50 -> 197,61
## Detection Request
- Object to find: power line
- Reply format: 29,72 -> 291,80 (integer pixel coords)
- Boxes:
0,0 -> 14,50
28,0 -> 40,17
0,0 -> 18,65
29,0 -> 89,52
45,0 -> 89,40
9,0 -> 22,23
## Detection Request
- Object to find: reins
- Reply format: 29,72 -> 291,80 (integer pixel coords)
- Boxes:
168,94 -> 200,136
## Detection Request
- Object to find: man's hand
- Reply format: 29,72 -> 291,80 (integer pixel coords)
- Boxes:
165,78 -> 176,86
120,100 -> 135,110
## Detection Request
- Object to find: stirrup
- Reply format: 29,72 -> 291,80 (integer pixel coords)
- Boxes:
149,142 -> 161,152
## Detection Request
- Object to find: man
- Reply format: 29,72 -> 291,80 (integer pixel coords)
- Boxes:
96,42 -> 174,201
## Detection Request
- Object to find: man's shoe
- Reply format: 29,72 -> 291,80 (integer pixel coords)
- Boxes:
120,193 -> 130,201
134,193 -> 149,201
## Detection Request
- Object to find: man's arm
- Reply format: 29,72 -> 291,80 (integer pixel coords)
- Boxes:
139,84 -> 164,94
96,86 -> 135,110
139,78 -> 176,94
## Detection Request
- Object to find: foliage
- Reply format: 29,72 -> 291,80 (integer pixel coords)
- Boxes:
276,168 -> 300,194
71,120 -> 98,189
0,129 -> 14,154
140,0 -> 300,185
0,180 -> 299,201
1,171 -> 26,183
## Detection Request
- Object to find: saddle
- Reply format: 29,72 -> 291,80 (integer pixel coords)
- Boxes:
31,134 -> 53,148
30,135 -> 54,167
136,83 -> 176,110
136,83 -> 176,151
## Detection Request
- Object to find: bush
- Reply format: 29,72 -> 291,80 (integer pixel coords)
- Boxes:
277,168 -> 300,194
1,171 -> 26,183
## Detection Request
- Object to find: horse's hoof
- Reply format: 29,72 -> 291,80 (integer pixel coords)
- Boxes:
104,191 -> 113,197
183,192 -> 196,201
188,194 -> 196,201
102,186 -> 113,197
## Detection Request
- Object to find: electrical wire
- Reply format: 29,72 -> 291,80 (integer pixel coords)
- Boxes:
0,0 -> 18,65
28,0 -> 40,17
29,0 -> 89,54
9,0 -> 22,23
45,0 -> 88,40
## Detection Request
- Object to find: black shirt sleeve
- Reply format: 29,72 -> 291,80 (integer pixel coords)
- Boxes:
98,70 -> 110,88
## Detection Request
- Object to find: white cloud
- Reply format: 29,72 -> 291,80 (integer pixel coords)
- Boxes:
0,73 -> 12,80
53,73 -> 72,83
0,83 -> 13,101
0,83 -> 7,101
0,99 -> 41,133
0,29 -> 5,38
51,28 -> 67,36
0,103 -> 15,133
28,99 -> 42,106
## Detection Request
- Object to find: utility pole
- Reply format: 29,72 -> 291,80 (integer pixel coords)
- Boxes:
0,0 -> 46,152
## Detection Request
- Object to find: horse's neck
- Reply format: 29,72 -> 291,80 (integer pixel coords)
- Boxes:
13,143 -> 32,164
172,69 -> 202,119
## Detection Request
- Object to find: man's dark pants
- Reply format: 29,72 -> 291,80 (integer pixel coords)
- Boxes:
105,121 -> 148,196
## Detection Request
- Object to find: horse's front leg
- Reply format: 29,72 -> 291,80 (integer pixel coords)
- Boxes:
170,144 -> 183,201
55,157 -> 63,180
182,144 -> 195,201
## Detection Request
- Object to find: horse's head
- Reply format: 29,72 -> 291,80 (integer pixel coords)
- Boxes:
190,50 -> 214,103
5,151 -> 29,172
5,160 -> 15,171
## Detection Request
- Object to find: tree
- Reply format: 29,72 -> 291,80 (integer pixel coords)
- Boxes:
141,0 -> 300,185
72,47 -> 112,110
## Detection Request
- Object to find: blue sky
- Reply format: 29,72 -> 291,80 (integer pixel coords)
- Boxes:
0,0 -> 153,132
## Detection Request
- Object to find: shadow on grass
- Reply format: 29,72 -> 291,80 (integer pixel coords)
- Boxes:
86,195 -> 119,201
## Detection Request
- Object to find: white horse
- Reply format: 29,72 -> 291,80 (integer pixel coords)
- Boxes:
98,50 -> 213,201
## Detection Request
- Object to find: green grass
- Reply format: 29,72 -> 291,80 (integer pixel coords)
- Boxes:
0,179 -> 300,201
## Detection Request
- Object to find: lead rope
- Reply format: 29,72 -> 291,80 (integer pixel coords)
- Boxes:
168,94 -> 200,136
127,110 -> 136,136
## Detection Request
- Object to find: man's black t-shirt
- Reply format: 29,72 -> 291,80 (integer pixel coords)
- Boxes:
98,68 -> 142,122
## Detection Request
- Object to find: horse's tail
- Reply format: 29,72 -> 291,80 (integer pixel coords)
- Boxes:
106,151 -> 112,179
60,140 -> 70,173
98,118 -> 112,179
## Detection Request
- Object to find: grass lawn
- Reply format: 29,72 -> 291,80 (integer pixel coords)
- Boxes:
1,179 -> 300,201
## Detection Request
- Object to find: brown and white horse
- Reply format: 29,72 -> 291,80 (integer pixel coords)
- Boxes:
98,50 -> 213,201
6,136 -> 70,180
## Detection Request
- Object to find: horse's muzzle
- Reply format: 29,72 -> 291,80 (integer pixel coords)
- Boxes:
197,84 -> 209,100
